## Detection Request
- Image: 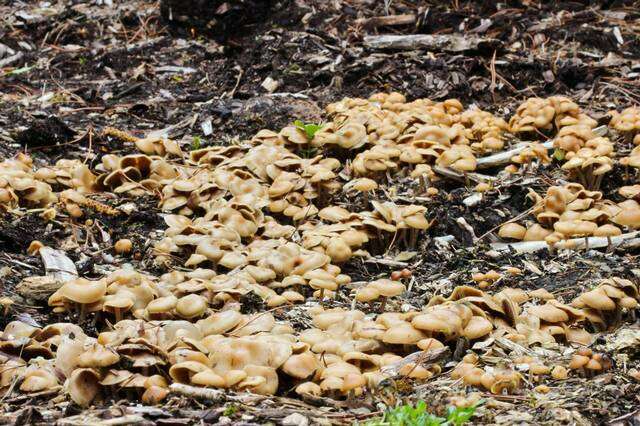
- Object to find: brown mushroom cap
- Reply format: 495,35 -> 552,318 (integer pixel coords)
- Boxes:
578,288 -> 616,311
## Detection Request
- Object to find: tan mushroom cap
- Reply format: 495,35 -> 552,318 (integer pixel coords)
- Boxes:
341,373 -> 366,393
578,288 -> 616,311
295,381 -> 322,396
59,278 -> 107,304
68,368 -> 101,407
611,206 -> 640,228
142,386 -> 169,405
498,223 -> 526,240
527,303 -> 569,323
146,295 -> 178,315
355,286 -> 380,303
175,294 -> 208,319
524,224 -> 553,241
281,290 -> 305,303
349,178 -> 378,192
77,344 -> 120,368
224,370 -> 248,388
282,352 -> 318,379
191,370 -> 226,388
326,237 -> 352,263
241,365 -> 278,395
417,338 -> 445,352
382,322 -> 426,345
370,279 -> 405,297
169,361 -> 210,383
463,316 -> 493,340
20,369 -> 58,392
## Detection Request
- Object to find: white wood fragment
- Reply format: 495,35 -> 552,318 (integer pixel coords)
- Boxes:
39,246 -> 77,282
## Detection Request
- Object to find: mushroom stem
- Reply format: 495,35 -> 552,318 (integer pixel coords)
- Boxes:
625,165 -> 630,182
79,304 -> 86,322
547,241 -> 557,256
578,169 -> 587,188
409,229 -> 419,249
418,175 -> 426,194
594,174 -> 603,191
379,297 -> 387,313
606,236 -> 613,253
362,192 -> 369,209
584,236 -> 589,251
115,308 -> 123,323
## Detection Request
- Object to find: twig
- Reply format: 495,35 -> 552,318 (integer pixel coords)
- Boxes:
432,166 -> 497,183
476,141 -> 554,169
355,14 -> 416,28
363,34 -> 500,52
488,231 -> 640,256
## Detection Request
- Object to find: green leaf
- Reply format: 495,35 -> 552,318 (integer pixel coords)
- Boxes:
358,401 -> 479,426
294,120 -> 323,140
190,136 -> 202,151
553,148 -> 565,161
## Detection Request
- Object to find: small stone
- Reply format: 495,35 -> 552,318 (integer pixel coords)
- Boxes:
282,413 -> 308,426
261,76 -> 280,93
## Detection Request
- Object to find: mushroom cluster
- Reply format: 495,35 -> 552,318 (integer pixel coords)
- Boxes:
0,154 -> 56,209
96,154 -> 179,197
558,136 -> 615,189
568,348 -> 612,376
509,96 -> 593,134
0,272 -> 630,405
103,127 -> 182,157
610,106 -> 640,142
452,353 -> 523,394
4,92 -> 640,410
498,183 -> 640,246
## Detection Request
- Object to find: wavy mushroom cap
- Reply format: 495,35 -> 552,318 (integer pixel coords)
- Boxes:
60,278 -> 107,304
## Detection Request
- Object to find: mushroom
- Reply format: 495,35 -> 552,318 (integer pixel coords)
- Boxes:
344,178 -> 378,207
77,343 -> 120,368
67,368 -> 102,407
282,352 -> 319,379
56,278 -> 107,320
498,223 -> 526,241
191,370 -> 226,388
369,279 -> 405,312
20,369 -> 58,392
295,381 -> 322,397
142,386 -> 169,405
175,294 -> 208,320
463,316 -> 493,340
